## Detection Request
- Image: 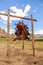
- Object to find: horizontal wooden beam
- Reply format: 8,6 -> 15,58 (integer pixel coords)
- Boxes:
0,13 -> 37,21
0,13 -> 7,16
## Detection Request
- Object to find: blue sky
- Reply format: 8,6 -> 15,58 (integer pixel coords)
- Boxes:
0,0 -> 43,34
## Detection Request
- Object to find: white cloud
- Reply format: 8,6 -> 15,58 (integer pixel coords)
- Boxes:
24,5 -> 31,14
0,11 -> 7,21
0,11 -> 7,23
35,30 -> 43,34
10,4 -> 31,17
0,11 -> 6,13
10,6 -> 24,17
0,5 -> 31,24
10,13 -> 20,20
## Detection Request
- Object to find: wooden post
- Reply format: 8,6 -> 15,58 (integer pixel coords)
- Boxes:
22,40 -> 24,50
7,8 -> 10,39
7,8 -> 10,58
31,15 -> 35,57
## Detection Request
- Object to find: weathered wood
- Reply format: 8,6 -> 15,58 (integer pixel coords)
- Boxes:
7,8 -> 10,38
7,9 -> 10,59
0,12 -> 37,21
22,40 -> 24,50
31,15 -> 35,57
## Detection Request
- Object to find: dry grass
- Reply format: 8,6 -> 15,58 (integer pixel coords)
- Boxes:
0,39 -> 43,65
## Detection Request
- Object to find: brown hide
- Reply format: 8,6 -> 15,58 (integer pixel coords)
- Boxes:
14,21 -> 30,40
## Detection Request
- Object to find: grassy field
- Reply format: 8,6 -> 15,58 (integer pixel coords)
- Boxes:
0,38 -> 43,51
0,38 -> 43,65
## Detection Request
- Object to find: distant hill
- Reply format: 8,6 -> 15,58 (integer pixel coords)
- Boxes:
0,28 -> 7,38
35,34 -> 43,39
0,28 -> 43,40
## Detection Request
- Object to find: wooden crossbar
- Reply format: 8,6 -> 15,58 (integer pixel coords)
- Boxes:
0,12 -> 37,21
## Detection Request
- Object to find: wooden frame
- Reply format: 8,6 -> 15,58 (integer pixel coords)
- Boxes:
0,8 -> 37,57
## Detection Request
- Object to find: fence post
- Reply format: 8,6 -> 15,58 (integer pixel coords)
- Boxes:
31,15 -> 35,57
7,8 -> 10,58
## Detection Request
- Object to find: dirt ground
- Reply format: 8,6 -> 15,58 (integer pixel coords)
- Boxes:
0,43 -> 43,65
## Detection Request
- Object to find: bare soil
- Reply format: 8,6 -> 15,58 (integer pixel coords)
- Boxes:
0,43 -> 43,65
